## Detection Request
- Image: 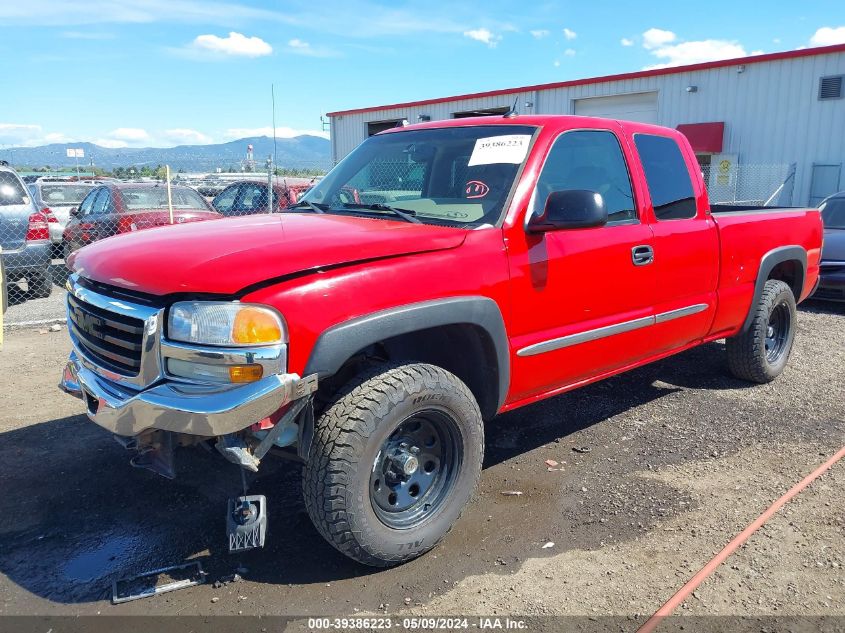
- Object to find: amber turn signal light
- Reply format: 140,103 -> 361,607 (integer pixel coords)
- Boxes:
232,307 -> 283,345
228,364 -> 264,383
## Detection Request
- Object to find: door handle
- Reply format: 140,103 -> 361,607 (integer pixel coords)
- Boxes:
632,245 -> 654,266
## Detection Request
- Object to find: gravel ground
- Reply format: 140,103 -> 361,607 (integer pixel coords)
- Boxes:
0,301 -> 842,628
4,261 -> 69,326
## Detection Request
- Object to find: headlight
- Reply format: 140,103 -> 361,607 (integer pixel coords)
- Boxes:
168,301 -> 286,347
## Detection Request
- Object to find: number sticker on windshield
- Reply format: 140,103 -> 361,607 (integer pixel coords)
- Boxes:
467,134 -> 531,166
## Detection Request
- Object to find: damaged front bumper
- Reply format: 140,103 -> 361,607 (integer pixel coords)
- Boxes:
60,350 -> 317,437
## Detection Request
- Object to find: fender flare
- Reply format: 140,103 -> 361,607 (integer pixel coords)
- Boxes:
303,296 -> 511,413
741,245 -> 807,333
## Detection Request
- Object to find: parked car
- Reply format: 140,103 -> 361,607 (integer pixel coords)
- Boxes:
27,181 -> 96,255
0,165 -> 53,299
211,180 -> 317,216
812,191 -> 845,301
60,115 -> 822,567
62,182 -> 221,257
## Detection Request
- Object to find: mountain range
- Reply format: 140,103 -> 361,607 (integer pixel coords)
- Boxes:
7,135 -> 331,172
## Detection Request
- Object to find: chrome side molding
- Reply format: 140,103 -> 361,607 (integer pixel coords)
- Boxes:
517,303 -> 709,357
654,303 -> 708,324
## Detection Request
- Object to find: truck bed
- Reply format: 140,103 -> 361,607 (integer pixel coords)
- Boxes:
707,207 -> 823,336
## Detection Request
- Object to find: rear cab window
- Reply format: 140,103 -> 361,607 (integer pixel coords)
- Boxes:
634,134 -> 697,220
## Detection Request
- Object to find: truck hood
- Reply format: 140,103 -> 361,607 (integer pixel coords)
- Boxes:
69,213 -> 467,296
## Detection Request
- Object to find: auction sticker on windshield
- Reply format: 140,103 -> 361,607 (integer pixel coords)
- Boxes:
468,134 -> 531,166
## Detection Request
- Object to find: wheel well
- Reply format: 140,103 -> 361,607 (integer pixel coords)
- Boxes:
768,260 -> 803,301
316,324 -> 501,420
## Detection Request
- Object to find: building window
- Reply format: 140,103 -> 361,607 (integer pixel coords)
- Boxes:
367,120 -> 404,136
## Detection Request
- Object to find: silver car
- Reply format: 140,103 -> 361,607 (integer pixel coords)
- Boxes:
1,165 -> 53,299
27,180 -> 96,248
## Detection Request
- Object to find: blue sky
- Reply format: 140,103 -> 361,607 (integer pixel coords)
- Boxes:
1,0 -> 843,149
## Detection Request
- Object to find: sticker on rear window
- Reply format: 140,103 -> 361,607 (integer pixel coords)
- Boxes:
468,134 -> 531,166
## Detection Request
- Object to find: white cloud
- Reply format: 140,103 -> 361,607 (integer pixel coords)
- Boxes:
563,27 -> 577,40
224,126 -> 329,140
93,138 -> 129,148
61,30 -> 115,39
0,0 -> 292,27
750,49 -> 765,56
189,31 -> 272,58
644,38 -> 747,69
564,48 -> 576,56
620,37 -> 634,47
530,29 -> 549,39
773,38 -> 781,44
810,26 -> 845,46
553,60 -> 560,67
165,128 -> 212,144
0,124 -> 75,147
285,38 -> 339,58
463,28 -> 501,47
0,123 -> 42,145
642,27 -> 676,50
109,127 -> 150,142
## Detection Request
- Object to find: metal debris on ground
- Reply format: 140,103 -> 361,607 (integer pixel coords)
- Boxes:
572,446 -> 592,454
112,561 -> 205,604
542,542 -> 555,549
500,490 -> 523,496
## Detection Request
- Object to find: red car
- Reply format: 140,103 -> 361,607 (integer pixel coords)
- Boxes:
61,115 -> 822,567
62,182 -> 220,256
211,179 -> 318,216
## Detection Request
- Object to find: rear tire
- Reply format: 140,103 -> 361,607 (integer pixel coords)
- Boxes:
726,279 -> 796,383
29,269 -> 53,299
302,362 -> 484,567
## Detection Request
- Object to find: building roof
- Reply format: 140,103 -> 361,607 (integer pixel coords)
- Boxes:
326,43 -> 845,118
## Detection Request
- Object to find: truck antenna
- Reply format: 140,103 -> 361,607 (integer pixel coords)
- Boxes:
503,97 -> 519,118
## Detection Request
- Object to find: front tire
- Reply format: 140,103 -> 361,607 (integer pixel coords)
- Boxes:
303,363 -> 484,567
726,279 -> 796,383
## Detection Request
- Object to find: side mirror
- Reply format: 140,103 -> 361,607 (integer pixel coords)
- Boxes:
526,189 -> 608,233
69,207 -> 80,218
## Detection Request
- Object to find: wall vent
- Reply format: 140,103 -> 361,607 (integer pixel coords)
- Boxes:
819,75 -> 843,100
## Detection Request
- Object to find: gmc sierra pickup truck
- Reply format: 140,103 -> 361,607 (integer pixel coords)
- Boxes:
59,115 -> 822,567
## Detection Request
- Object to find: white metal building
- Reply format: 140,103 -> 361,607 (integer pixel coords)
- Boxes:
327,44 -> 845,206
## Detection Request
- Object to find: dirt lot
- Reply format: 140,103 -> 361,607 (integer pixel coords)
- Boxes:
0,302 -> 842,628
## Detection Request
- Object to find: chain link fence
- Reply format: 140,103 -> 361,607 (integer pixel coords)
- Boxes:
702,162 -> 796,207
1,157 -> 327,327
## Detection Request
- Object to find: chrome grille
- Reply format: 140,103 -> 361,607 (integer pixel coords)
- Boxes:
66,274 -> 164,388
67,293 -> 145,375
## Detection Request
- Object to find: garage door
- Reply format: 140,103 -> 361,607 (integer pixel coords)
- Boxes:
574,92 -> 658,124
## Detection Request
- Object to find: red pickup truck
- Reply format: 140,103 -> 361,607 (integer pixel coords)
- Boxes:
60,115 -> 822,567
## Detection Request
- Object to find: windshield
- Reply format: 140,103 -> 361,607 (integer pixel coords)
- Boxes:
820,198 -> 845,229
119,187 -> 209,211
301,125 -> 536,226
39,184 -> 94,206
